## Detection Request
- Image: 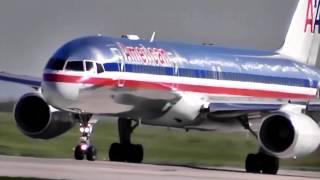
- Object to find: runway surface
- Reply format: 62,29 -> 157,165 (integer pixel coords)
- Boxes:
0,155 -> 319,180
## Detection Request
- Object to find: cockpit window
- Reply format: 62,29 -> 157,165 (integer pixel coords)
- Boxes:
85,61 -> 94,72
46,58 -> 66,70
65,61 -> 84,71
96,63 -> 104,73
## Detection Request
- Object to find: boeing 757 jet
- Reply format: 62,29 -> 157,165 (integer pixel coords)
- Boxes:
1,0 -> 320,175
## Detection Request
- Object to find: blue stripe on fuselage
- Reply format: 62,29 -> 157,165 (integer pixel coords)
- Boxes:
104,63 -> 317,88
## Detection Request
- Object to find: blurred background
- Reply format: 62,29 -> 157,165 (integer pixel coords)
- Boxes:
1,0 -> 320,170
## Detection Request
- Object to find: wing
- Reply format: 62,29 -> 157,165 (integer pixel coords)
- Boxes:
209,100 -> 320,112
184,100 -> 286,132
209,102 -> 282,112
0,71 -> 41,89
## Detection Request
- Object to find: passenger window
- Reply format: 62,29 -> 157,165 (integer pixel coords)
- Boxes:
65,61 -> 84,71
96,63 -> 104,73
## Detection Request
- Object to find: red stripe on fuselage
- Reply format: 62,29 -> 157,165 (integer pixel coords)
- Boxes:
43,73 -> 316,99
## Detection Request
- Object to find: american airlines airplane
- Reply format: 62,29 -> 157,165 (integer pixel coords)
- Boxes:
1,0 -> 320,175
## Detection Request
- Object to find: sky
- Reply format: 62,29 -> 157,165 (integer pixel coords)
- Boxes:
0,0 -> 297,100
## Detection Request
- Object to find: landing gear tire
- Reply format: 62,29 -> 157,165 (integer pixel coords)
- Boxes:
109,143 -> 126,162
245,154 -> 261,173
127,144 -> 144,163
86,146 -> 97,161
261,154 -> 279,174
109,143 -> 144,163
245,153 -> 279,174
74,145 -> 85,160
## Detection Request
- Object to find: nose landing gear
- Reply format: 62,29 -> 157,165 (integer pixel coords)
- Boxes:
73,113 -> 97,161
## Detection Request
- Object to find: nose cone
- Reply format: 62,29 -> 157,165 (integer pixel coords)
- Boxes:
42,80 -> 80,109
42,36 -> 114,109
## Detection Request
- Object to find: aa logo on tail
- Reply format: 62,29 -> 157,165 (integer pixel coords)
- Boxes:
305,0 -> 320,33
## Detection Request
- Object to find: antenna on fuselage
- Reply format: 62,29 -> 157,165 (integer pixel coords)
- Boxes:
150,32 -> 156,42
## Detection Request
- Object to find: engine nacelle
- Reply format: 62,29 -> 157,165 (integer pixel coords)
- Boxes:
258,109 -> 320,159
14,93 -> 76,139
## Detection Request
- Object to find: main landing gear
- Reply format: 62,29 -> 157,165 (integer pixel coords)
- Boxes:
72,115 -> 142,163
73,114 -> 97,161
108,118 -> 144,163
245,152 -> 279,174
239,116 -> 279,174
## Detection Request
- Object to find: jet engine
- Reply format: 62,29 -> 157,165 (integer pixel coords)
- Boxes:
258,109 -> 320,159
14,93 -> 76,139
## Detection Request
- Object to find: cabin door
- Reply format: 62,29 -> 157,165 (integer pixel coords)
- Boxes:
172,62 -> 179,90
118,58 -> 126,87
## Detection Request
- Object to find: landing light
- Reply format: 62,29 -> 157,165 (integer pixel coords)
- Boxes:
80,144 -> 88,151
84,127 -> 90,133
80,127 -> 90,133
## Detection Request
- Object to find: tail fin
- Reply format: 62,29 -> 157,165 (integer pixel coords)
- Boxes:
278,0 -> 320,66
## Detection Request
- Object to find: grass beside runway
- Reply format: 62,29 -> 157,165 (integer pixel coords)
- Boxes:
0,112 -> 320,170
